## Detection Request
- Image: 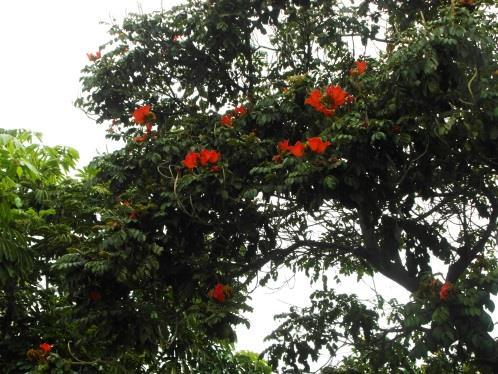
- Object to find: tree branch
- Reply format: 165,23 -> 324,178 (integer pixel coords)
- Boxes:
446,205 -> 498,283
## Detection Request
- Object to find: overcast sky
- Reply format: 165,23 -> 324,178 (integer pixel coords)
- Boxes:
1,1 -> 495,370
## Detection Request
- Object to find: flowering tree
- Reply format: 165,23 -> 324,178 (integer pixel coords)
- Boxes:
5,0 -> 498,372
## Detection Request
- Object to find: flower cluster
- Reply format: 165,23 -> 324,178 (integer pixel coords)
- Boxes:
132,105 -> 157,143
27,343 -> 53,364
349,60 -> 368,77
305,85 -> 351,117
208,283 -> 233,303
277,137 -> 331,159
219,105 -> 247,128
439,282 -> 453,301
182,149 -> 221,170
87,51 -> 101,62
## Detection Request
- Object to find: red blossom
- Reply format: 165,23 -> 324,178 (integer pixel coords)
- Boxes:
39,343 -> 53,354
304,89 -> 335,117
172,34 -> 181,42
182,151 -> 199,169
288,141 -> 305,157
211,283 -> 226,303
87,51 -> 101,62
307,137 -> 331,154
132,134 -> 148,143
349,60 -> 368,76
278,140 -> 290,153
199,149 -> 221,166
272,154 -> 282,163
439,282 -> 453,301
325,85 -> 350,108
278,140 -> 305,157
234,105 -> 247,116
220,114 -> 234,127
132,105 -> 156,125
210,165 -> 221,172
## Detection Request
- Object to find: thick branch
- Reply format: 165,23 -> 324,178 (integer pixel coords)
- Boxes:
446,206 -> 498,283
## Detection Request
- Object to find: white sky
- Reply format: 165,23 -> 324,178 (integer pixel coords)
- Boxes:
0,1 -> 495,371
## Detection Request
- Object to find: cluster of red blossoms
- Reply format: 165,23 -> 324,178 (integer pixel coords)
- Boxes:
87,51 -> 101,62
305,85 -> 352,117
439,282 -> 453,301
220,105 -> 247,128
276,137 -> 332,159
132,105 -> 157,143
27,342 -> 53,363
208,283 -> 233,303
349,60 -> 368,77
182,149 -> 221,171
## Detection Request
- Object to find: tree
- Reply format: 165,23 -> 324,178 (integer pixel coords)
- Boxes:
0,129 -> 79,372
4,0 -> 498,372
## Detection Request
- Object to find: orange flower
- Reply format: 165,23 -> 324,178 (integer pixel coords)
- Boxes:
305,89 -> 334,116
288,141 -> 305,157
199,149 -> 221,166
182,151 -> 199,169
349,60 -> 367,76
305,84 -> 352,115
234,105 -> 247,116
439,282 -> 453,301
325,85 -> 350,108
39,343 -> 53,354
87,51 -> 101,62
278,140 -> 290,153
132,134 -> 148,143
307,137 -> 331,154
220,114 -> 234,127
211,283 -> 226,302
132,105 -> 156,125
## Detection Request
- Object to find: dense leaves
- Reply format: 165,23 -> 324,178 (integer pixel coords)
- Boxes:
3,0 -> 498,372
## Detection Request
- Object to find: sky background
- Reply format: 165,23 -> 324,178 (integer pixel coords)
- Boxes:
0,1 -> 495,371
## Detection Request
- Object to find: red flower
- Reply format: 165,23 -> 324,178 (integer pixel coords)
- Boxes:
132,134 -> 148,143
133,105 -> 156,125
439,282 -> 453,301
305,89 -> 334,117
288,141 -> 305,157
278,140 -> 290,153
89,290 -> 102,302
220,114 -> 234,127
307,137 -> 331,154
210,165 -> 221,172
325,85 -> 350,109
234,105 -> 247,116
172,34 -> 181,42
182,151 -> 199,169
39,343 -> 52,354
272,154 -> 282,163
349,60 -> 367,76
212,283 -> 226,303
199,149 -> 221,166
87,51 -> 101,62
